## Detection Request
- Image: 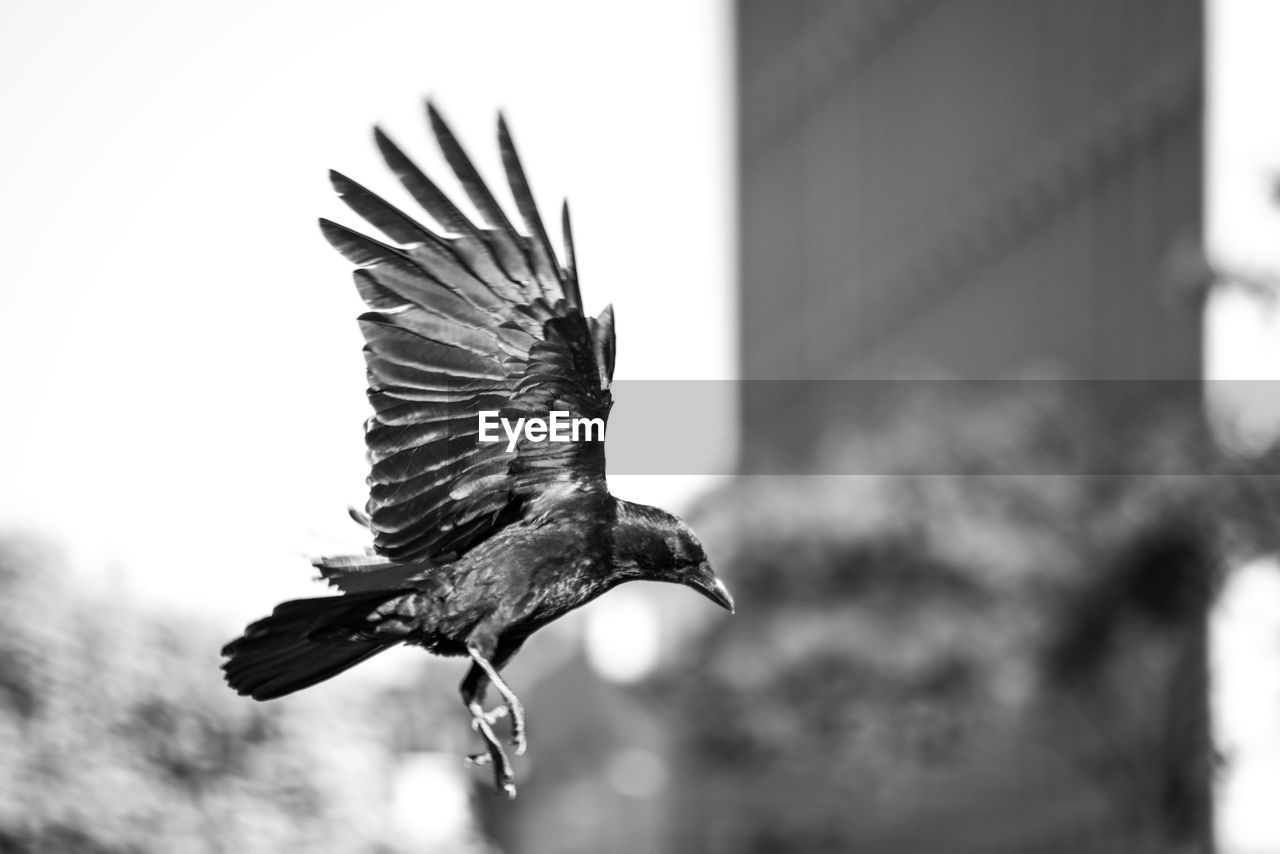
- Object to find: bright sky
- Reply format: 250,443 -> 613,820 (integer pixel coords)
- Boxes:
0,0 -> 734,616
1204,2 -> 1280,852
1204,0 -> 1280,401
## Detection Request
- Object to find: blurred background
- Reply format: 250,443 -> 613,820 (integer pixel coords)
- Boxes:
3,0 -> 1280,851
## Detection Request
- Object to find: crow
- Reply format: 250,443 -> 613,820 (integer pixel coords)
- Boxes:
221,102 -> 734,797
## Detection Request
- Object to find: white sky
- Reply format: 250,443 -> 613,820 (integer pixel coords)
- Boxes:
1205,0 -> 1280,398
0,0 -> 734,617
1204,2 -> 1280,851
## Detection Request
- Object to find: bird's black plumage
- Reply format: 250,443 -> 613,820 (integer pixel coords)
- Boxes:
221,103 -> 734,797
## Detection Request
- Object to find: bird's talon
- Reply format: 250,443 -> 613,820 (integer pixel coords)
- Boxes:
469,703 -> 507,728
465,752 -> 492,767
501,782 -> 517,800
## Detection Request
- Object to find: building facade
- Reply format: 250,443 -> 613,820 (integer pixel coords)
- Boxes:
739,0 -> 1204,467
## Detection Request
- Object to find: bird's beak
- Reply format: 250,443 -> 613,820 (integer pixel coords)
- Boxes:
689,565 -> 735,614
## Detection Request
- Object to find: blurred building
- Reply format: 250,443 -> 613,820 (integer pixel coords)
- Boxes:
739,0 -> 1204,466
709,1 -> 1213,853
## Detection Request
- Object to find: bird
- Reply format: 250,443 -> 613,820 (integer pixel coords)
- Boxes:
220,102 -> 735,798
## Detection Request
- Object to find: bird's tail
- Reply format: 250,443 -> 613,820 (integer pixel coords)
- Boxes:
221,591 -> 401,700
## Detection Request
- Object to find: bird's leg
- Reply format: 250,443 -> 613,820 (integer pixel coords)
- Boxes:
466,704 -> 514,798
460,664 -> 508,728
479,704 -> 509,726
459,659 -> 507,768
459,639 -> 526,753
468,646 -> 526,756
460,640 -> 524,798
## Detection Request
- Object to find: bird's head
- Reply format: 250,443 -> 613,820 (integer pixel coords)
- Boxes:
612,499 -> 735,613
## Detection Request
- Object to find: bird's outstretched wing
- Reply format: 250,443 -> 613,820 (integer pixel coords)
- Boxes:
320,102 -> 616,565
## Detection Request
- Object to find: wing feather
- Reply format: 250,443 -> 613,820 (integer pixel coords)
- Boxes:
559,200 -> 583,309
358,319 -> 502,380
330,170 -> 442,247
373,127 -> 480,241
591,305 -> 616,389
426,102 -> 539,296
320,218 -> 418,272
497,113 -> 564,294
322,108 -> 617,564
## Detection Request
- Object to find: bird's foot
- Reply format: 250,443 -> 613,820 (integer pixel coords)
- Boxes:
469,703 -> 525,754
479,704 -> 508,726
466,732 -> 524,763
468,702 -> 516,797
464,646 -> 527,758
510,707 -> 527,757
463,751 -> 516,797
469,703 -> 507,731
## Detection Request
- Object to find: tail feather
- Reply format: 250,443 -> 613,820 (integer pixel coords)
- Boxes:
313,551 -> 430,593
222,592 -> 399,700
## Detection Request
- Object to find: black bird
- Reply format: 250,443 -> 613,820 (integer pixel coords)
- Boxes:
221,103 -> 734,797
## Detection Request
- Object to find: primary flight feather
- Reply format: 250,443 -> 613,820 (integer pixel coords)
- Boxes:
221,102 -> 734,798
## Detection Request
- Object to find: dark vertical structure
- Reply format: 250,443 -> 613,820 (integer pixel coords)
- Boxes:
738,0 -> 1204,464
726,1 -> 1213,852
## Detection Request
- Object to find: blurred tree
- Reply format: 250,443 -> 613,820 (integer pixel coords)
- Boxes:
658,386 -> 1276,853
0,535 -> 488,854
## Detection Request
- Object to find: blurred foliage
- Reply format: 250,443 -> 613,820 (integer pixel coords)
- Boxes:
657,385 -> 1273,851
0,535 -> 481,854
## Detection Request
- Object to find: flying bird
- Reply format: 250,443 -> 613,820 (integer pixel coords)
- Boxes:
221,102 -> 734,797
